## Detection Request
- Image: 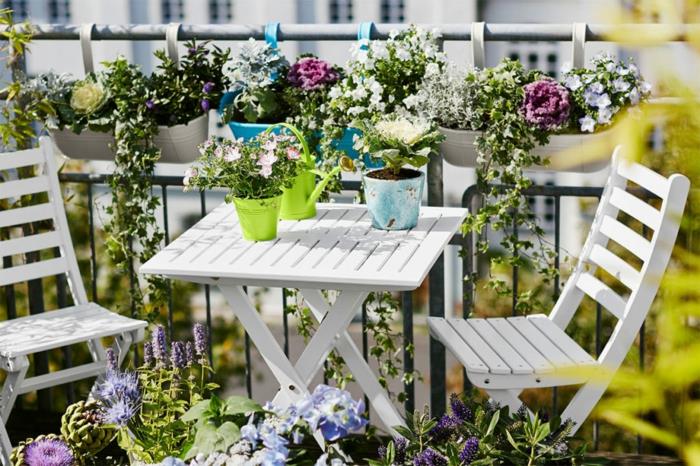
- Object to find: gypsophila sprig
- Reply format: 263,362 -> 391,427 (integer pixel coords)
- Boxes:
354,114 -> 444,174
184,131 -> 302,201
562,53 -> 651,133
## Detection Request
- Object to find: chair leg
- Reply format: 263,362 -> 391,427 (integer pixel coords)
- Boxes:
487,389 -> 525,415
0,419 -> 11,466
112,332 -> 134,367
0,356 -> 29,423
560,381 -> 609,435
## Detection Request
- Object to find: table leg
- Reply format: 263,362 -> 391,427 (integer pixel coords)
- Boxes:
218,285 -> 310,404
302,289 -> 406,434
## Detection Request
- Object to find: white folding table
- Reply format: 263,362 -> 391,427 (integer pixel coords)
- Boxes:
140,202 -> 467,433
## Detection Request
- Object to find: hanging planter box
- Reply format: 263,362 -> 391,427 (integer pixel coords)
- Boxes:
51,114 -> 208,163
153,113 -> 209,163
439,127 -> 611,173
51,128 -> 114,161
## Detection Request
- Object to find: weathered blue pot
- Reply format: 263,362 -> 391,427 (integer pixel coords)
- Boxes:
218,91 -> 281,141
363,169 -> 424,230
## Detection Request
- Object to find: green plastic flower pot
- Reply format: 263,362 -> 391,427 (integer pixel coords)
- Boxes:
233,196 -> 282,241
281,171 -> 317,220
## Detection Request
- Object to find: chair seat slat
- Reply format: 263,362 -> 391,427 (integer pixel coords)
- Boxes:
427,318 -> 489,373
587,244 -> 640,290
526,315 -> 597,365
609,187 -> 661,230
507,316 -> 575,368
487,318 -> 554,374
575,272 -> 627,319
448,318 -> 511,374
468,318 -> 534,374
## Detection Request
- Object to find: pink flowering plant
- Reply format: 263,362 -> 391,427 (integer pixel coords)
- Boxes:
184,132 -> 302,201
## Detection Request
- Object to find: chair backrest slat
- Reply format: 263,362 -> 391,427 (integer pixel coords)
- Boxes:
549,146 -> 690,372
0,137 -> 89,306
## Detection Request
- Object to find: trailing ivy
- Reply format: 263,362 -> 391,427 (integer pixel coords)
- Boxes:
100,57 -> 166,321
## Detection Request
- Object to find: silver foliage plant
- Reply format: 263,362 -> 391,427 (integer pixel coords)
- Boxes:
404,63 -> 484,130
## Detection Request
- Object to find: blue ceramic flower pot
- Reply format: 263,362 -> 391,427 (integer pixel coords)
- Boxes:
363,169 -> 425,230
331,128 -> 384,169
218,91 -> 281,141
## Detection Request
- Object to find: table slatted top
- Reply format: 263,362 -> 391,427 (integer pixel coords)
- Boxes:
140,203 -> 467,291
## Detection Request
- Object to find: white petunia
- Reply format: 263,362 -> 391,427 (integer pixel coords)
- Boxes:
613,77 -> 631,92
562,74 -> 582,91
595,93 -> 611,108
597,107 -> 613,124
628,87 -> 641,105
579,115 -> 596,133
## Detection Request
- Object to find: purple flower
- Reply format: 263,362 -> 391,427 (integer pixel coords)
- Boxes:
188,47 -> 197,55
145,99 -> 156,111
96,370 -> 140,404
24,437 -> 74,466
106,347 -> 118,373
460,436 -> 479,464
413,448 -> 447,466
521,78 -> 571,130
202,81 -> 215,94
395,437 -> 407,463
102,398 -> 139,427
287,57 -> 340,91
143,341 -> 154,367
185,341 -> 195,366
429,414 -> 459,442
152,325 -> 168,366
171,341 -> 186,369
193,323 -> 208,357
200,99 -> 211,112
450,393 -> 472,423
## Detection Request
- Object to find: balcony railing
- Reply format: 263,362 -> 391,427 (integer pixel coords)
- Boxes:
2,22 -> 692,453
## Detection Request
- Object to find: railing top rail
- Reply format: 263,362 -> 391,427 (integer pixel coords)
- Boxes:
0,23 -> 693,42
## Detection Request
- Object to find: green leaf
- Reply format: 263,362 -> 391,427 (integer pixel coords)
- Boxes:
181,399 -> 211,422
486,410 -> 500,436
224,396 -> 262,415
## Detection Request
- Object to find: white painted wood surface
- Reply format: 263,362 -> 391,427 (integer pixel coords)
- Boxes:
140,203 -> 467,291
0,138 -> 147,465
141,201 -> 466,435
428,146 -> 690,435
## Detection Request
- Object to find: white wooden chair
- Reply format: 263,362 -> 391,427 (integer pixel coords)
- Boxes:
428,146 -> 689,434
0,137 -> 147,463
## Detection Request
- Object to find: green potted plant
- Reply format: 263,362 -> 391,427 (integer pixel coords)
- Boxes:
219,38 -> 290,140
184,132 -> 301,241
148,40 -> 230,163
354,115 -> 444,230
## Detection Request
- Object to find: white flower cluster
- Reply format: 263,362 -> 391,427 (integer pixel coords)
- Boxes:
561,53 -> 651,133
324,25 -> 445,127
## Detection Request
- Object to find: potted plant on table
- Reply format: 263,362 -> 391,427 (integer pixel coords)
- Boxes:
184,132 -> 302,241
354,115 -> 444,230
148,40 -> 230,163
219,38 -> 290,140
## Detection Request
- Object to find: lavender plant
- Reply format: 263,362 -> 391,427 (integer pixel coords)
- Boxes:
94,324 -> 218,463
370,393 -> 585,466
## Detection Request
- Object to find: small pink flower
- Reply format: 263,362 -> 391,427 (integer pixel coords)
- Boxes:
224,145 -> 241,162
257,152 -> 278,168
183,167 -> 197,186
264,139 -> 278,152
259,164 -> 273,178
213,146 -> 224,158
287,147 -> 301,160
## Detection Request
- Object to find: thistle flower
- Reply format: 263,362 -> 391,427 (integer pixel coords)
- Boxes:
520,78 -> 571,130
143,341 -> 154,367
105,347 -> 118,373
171,341 -> 186,369
152,325 -> 168,366
102,398 -> 139,427
287,57 -> 340,91
23,437 -> 75,466
413,447 -> 447,466
95,370 -> 140,404
193,323 -> 208,357
450,393 -> 472,422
